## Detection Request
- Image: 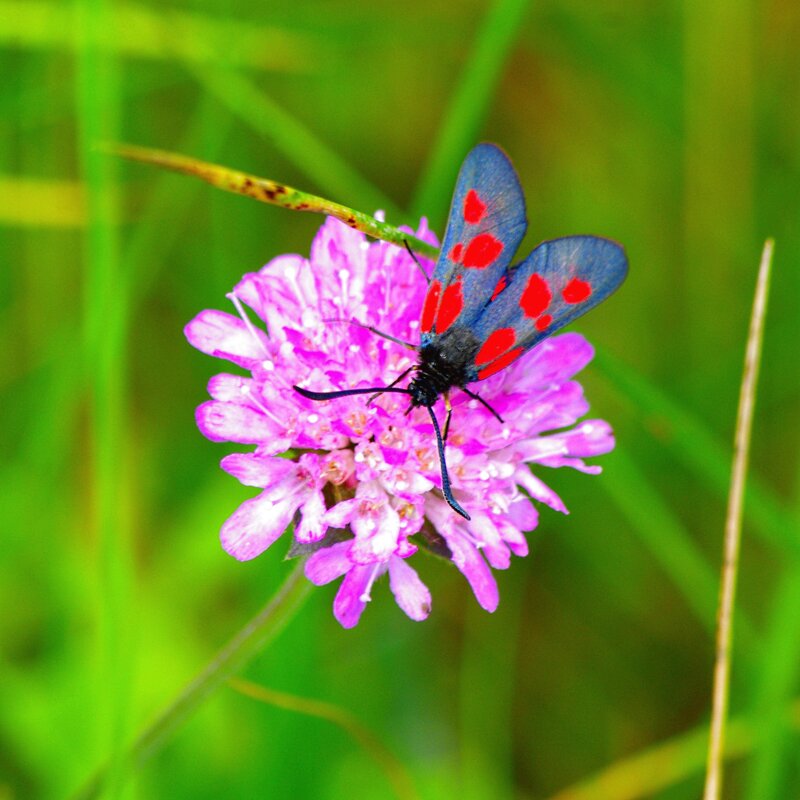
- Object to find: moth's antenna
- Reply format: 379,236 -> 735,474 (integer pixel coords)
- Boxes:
425,405 -> 470,520
404,239 -> 431,285
321,318 -> 415,350
294,385 -> 411,402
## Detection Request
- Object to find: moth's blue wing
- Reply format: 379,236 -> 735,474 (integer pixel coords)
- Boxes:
419,143 -> 527,346
466,235 -> 628,381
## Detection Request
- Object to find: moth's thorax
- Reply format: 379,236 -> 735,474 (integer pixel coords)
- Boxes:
408,325 -> 480,407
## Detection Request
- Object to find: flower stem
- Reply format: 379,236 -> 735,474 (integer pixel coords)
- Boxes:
106,143 -> 440,261
703,239 -> 774,800
229,678 -> 421,800
71,559 -> 313,800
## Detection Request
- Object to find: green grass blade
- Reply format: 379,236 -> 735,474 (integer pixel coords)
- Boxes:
743,566 -> 800,799
594,347 -> 800,558
185,62 -> 400,220
458,574 -> 524,800
1,0 -> 320,72
411,0 -> 531,220
599,448 -> 754,645
744,260 -> 800,800
544,701 -> 787,800
71,562 -> 313,800
75,0 -> 132,794
0,175 -> 85,227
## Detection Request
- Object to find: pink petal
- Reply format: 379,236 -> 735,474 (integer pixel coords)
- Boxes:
514,467 -> 568,514
446,532 -> 499,612
563,419 -> 616,457
513,333 -> 595,388
296,490 -> 327,543
507,496 -> 539,531
184,310 -> 267,366
196,401 -> 278,444
350,503 -> 401,563
221,487 -> 304,561
305,541 -> 352,585
533,421 -> 615,472
388,557 -> 431,621
322,498 -> 358,528
333,566 -> 373,628
465,512 -> 511,570
220,453 -> 297,488
495,513 -> 531,557
207,373 -> 251,402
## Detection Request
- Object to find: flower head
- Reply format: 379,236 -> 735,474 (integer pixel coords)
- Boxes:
186,216 -> 615,627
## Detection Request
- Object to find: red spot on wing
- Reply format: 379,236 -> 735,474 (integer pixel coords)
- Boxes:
420,280 -> 441,334
490,274 -> 507,301
562,277 -> 592,303
519,274 -> 551,318
462,233 -> 503,269
476,346 -> 524,380
475,327 -> 516,366
535,314 -> 553,331
449,242 -> 463,263
463,189 -> 487,224
435,279 -> 464,334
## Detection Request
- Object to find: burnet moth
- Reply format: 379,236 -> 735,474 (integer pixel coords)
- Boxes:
294,143 -> 628,520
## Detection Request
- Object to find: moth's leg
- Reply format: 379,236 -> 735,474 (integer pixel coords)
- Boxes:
404,239 -> 431,285
368,365 -> 414,405
442,393 -> 453,442
461,386 -> 504,423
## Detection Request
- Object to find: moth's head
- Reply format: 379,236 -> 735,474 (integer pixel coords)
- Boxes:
407,375 -> 438,408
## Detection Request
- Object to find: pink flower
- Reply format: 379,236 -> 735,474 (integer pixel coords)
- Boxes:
186,217 -> 615,627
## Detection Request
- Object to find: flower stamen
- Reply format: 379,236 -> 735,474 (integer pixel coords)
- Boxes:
226,291 -> 269,357
359,562 -> 382,603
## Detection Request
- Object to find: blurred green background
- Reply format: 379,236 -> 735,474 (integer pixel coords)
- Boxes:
3,0 -> 799,798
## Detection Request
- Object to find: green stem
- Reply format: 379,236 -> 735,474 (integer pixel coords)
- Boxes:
71,559 -> 313,800
108,143 -> 440,261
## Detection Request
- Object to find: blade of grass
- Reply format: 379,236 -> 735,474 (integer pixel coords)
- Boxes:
1,0 -> 320,72
458,572 -> 524,800
118,95 -> 236,300
75,0 -> 131,795
599,448 -> 755,646
742,288 -> 800,800
229,678 -> 420,800
411,0 -> 531,220
110,143 -> 438,260
703,239 -> 774,800
0,176 -> 86,227
593,348 -> 800,558
743,561 -> 800,799
185,61 -> 400,220
545,693 -> 800,800
684,0 -> 755,365
70,560 -> 313,800
529,8 -> 681,139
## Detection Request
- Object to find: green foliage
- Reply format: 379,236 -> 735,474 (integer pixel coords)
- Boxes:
2,1 -> 799,798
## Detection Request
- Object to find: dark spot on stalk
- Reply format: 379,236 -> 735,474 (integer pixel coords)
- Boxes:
260,184 -> 287,202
